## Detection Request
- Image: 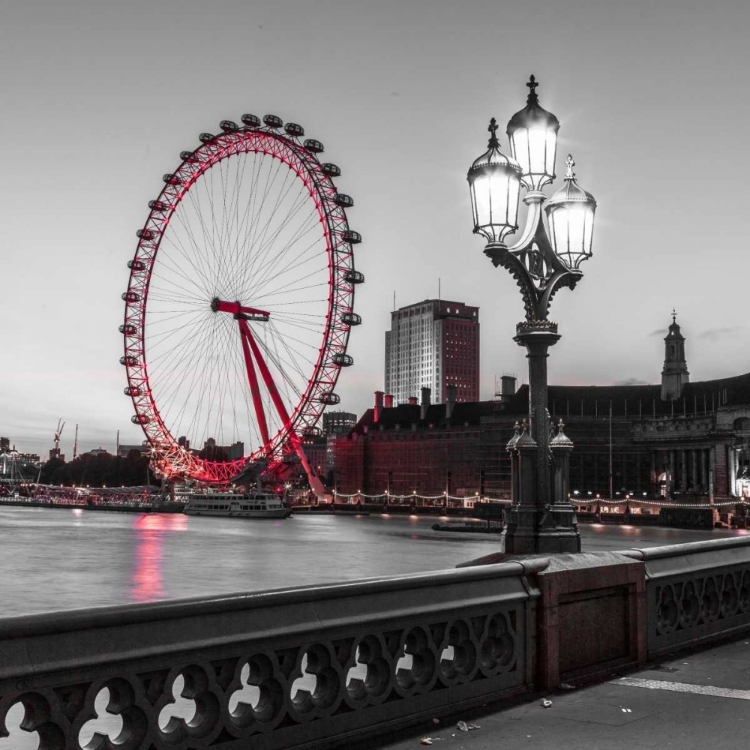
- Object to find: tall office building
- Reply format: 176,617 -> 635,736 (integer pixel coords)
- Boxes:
384,299 -> 480,404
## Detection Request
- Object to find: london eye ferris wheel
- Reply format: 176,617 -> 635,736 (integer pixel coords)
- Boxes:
120,114 -> 363,484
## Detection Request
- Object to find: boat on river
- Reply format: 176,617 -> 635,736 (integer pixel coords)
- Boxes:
183,491 -> 292,519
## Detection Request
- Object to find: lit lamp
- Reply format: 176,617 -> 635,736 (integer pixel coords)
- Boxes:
506,75 -> 559,193
467,118 -> 522,245
545,155 -> 597,269
467,75 -> 598,555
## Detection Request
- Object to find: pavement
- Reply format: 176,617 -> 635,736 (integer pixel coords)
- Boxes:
374,635 -> 750,750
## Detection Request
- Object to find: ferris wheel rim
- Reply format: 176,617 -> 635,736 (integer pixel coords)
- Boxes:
121,121 -> 358,483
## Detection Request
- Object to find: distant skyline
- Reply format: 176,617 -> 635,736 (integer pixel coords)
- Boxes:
2,0 -> 749,457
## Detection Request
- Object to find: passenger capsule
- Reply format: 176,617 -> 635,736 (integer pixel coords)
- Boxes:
120,355 -> 138,366
122,291 -> 140,303
220,120 -> 238,132
341,312 -> 362,326
127,259 -> 145,271
345,270 -> 365,284
333,193 -> 354,208
241,114 -> 261,127
303,139 -> 324,153
342,229 -> 361,244
318,391 -> 341,405
136,229 -> 154,240
180,150 -> 199,163
131,414 -> 151,425
199,133 -> 215,143
163,174 -> 182,185
284,122 -> 304,137
321,163 -> 341,177
333,353 -> 354,367
119,323 -> 137,335
263,114 -> 283,128
148,200 -> 169,212
124,386 -> 142,397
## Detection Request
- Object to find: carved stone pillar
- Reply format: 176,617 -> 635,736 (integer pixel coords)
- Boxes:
669,451 -> 675,495
679,450 -> 687,492
544,420 -> 581,553
502,421 -> 540,554
691,449 -> 698,490
700,447 -> 708,491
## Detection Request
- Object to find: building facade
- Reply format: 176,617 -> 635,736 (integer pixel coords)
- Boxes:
384,299 -> 479,405
337,317 -> 750,500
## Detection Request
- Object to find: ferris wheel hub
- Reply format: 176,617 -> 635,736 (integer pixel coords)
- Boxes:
211,297 -> 270,321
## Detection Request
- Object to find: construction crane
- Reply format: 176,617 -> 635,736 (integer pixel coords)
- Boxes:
53,419 -> 65,453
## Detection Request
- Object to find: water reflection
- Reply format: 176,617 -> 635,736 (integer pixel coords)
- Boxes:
131,513 -> 187,602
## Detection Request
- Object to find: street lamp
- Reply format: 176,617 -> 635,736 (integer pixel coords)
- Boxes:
467,75 -> 597,554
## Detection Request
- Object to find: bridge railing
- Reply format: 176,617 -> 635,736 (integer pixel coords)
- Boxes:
621,536 -> 750,656
0,560 -> 545,750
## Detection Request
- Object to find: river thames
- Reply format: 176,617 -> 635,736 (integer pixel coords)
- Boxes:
0,505 -> 744,617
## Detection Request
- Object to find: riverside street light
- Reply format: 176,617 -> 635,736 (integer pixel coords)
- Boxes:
467,75 -> 597,554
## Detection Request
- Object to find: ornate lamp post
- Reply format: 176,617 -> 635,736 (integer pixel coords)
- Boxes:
467,75 -> 597,554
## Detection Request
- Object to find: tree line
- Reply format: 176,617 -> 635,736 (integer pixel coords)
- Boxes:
38,451 -> 158,488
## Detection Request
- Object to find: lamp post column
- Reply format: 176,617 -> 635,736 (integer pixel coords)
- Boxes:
515,322 -> 560,511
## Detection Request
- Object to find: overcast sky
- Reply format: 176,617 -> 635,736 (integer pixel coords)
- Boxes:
1,0 -> 749,457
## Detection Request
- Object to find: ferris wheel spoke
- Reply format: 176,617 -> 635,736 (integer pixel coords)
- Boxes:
252,267 -> 329,303
263,322 -> 312,384
246,193 -> 320,292
212,157 -> 241,296
186,170 -> 226,293
244,157 -> 286,270
161,214 -> 217,298
243,178 -> 312,287
169,177 -> 222,288
252,261 -> 329,307
250,224 -> 323,300
146,310 -> 207,347
255,324 -> 312,387
226,154 -> 254,287
185,315 -> 226,447
148,315 -> 215,390
150,251 -> 212,300
241,163 -> 306,292
153,315 -> 219,419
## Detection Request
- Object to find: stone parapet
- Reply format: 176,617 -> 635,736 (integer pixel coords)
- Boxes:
4,539 -> 750,748
0,561 -> 544,750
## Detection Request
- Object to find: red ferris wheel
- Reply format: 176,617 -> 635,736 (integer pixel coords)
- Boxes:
120,114 -> 363,484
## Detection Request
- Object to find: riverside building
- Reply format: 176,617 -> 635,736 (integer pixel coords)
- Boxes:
336,316 -> 750,500
384,299 -> 479,405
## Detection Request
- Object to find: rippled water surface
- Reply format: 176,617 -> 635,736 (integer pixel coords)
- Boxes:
0,506 -> 741,617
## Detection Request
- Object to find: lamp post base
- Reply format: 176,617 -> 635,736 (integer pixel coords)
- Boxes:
502,505 -> 581,555
502,322 -> 582,555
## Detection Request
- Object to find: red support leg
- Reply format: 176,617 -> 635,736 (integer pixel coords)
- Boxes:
237,319 -> 270,448
242,323 -> 324,495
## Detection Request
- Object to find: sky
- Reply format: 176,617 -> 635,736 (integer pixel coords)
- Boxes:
1,0 -> 749,458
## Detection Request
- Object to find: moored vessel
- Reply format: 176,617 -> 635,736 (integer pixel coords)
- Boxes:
182,490 -> 291,519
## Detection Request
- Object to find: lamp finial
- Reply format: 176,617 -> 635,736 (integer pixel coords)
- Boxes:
564,154 -> 575,180
526,74 -> 539,104
487,117 -> 499,149
672,308 -> 677,324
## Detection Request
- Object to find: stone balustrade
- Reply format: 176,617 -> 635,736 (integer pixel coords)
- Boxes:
5,538 -> 750,749
0,560 -> 545,750
622,536 -> 750,656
